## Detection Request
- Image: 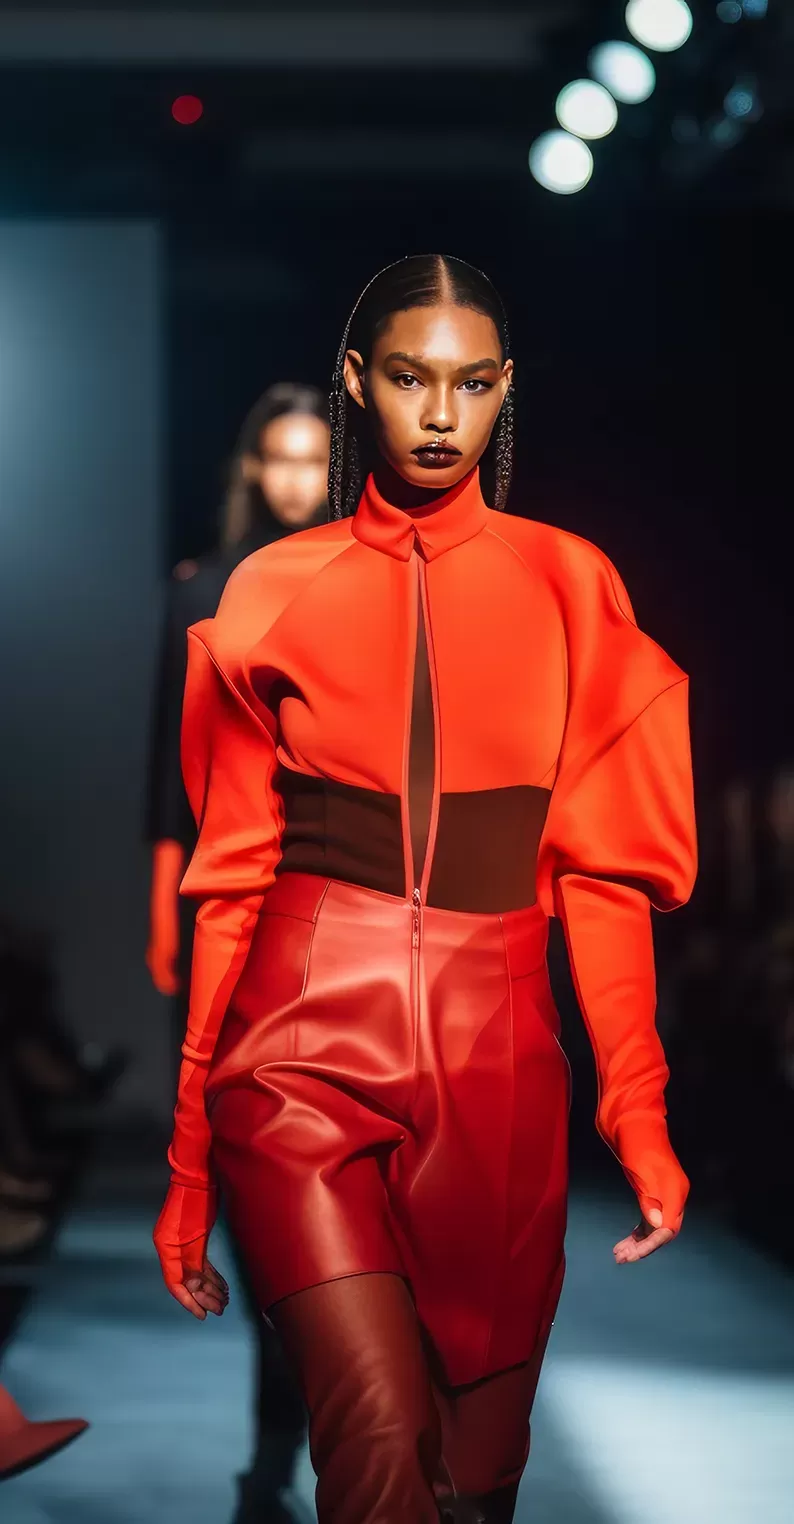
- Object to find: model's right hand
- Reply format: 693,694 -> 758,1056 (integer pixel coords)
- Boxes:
154,1183 -> 226,1319
147,840 -> 186,996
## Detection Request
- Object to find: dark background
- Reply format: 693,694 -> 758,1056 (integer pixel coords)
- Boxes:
2,0 -> 789,787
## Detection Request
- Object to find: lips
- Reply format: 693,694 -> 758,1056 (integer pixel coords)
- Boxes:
411,443 -> 462,470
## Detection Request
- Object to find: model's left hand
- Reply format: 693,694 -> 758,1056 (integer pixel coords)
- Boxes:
613,1207 -> 674,1264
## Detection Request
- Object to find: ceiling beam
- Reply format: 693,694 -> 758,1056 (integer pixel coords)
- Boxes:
0,9 -> 574,66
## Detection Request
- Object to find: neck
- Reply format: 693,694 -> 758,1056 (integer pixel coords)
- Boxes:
372,458 -> 464,514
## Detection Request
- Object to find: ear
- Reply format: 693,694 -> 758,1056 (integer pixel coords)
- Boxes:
499,357 -> 514,405
343,349 -> 367,411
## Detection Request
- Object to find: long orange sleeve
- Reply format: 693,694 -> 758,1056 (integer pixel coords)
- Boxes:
147,839 -> 186,996
538,565 -> 697,1235
154,604 -> 283,1294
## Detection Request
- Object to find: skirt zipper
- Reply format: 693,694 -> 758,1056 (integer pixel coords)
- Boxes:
411,886 -> 422,948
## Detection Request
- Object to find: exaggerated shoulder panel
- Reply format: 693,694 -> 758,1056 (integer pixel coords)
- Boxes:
488,510 -> 686,686
486,512 -> 638,621
195,518 -> 355,670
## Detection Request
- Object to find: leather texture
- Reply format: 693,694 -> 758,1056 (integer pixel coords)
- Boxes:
206,874 -> 568,1384
269,1271 -> 555,1524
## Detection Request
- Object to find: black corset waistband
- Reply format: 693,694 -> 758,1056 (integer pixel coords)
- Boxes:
275,765 -> 550,914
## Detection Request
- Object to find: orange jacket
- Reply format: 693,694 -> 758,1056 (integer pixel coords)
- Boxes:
157,469 -> 696,1284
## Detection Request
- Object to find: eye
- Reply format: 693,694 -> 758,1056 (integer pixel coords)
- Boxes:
393,372 -> 422,390
460,378 -> 492,394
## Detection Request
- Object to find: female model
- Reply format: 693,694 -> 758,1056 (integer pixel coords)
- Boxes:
147,381 -> 330,989
154,255 -> 696,1524
148,383 -> 329,1524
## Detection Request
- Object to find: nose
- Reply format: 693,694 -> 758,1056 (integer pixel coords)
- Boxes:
420,384 -> 457,436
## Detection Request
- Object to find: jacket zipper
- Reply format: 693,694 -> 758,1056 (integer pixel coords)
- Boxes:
417,559 -> 441,903
404,551 -> 441,994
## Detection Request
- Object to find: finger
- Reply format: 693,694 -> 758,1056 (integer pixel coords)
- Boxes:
184,1274 -> 227,1315
168,1282 -> 208,1320
612,1226 -> 674,1263
186,1269 -> 229,1304
194,1287 -> 225,1315
631,1226 -> 674,1259
203,1261 -> 230,1296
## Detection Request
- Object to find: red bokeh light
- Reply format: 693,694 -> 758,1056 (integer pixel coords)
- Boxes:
171,95 -> 204,127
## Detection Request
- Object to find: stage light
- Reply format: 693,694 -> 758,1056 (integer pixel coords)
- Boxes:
589,41 -> 656,104
171,95 -> 204,127
625,0 -> 693,52
743,0 -> 767,16
529,131 -> 594,195
556,80 -> 618,140
716,1 -> 742,19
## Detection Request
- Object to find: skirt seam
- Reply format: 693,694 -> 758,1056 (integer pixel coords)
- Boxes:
481,915 -> 515,1375
292,879 -> 330,1059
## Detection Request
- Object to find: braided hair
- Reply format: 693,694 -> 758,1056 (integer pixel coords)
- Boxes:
328,254 -> 514,520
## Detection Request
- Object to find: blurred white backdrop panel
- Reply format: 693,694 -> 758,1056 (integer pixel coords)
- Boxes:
0,220 -> 168,1121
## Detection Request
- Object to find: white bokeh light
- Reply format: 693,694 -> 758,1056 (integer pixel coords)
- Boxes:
625,0 -> 693,52
556,80 -> 618,140
529,131 -> 594,195
589,41 -> 656,104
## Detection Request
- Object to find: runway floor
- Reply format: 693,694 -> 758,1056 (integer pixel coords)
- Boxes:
1,1150 -> 792,1524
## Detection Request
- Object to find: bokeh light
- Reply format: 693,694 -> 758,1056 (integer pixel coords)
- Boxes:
625,0 -> 694,52
556,80 -> 618,141
171,95 -> 204,127
589,41 -> 657,105
529,131 -> 594,195
724,85 -> 755,119
716,1 -> 742,20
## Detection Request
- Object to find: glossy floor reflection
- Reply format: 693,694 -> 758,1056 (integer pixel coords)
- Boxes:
1,1157 -> 792,1523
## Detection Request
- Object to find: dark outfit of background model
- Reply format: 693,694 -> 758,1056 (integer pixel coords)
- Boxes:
146,522 -> 306,1523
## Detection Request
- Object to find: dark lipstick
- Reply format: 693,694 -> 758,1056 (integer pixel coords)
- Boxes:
411,442 -> 462,470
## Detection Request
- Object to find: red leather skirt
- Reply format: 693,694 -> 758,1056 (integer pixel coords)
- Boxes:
206,873 -> 570,1386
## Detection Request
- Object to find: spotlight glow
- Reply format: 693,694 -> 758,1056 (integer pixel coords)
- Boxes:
589,41 -> 656,104
625,0 -> 693,52
716,1 -> 742,20
529,131 -> 594,195
556,80 -> 618,140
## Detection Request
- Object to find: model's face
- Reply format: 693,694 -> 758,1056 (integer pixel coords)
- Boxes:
344,303 -> 512,493
245,413 -> 330,527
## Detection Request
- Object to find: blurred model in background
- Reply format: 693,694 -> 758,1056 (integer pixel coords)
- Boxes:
665,765 -> 794,1263
147,383 -> 331,1003
146,383 -> 330,1524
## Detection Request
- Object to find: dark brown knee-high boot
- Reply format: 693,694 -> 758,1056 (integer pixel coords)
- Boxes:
440,1481 -> 520,1524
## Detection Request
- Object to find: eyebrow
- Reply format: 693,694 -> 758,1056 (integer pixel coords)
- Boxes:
383,352 -> 501,374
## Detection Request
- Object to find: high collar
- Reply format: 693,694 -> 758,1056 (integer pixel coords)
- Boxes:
352,468 -> 489,562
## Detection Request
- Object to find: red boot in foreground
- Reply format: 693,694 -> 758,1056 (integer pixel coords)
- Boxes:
0,1385 -> 88,1481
